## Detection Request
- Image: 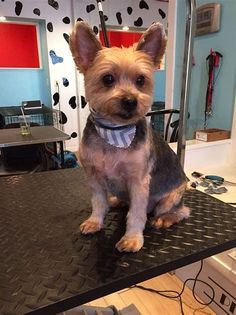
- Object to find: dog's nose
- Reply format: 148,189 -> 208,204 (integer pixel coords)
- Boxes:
121,97 -> 137,112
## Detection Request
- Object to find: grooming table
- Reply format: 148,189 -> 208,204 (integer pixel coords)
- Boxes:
0,169 -> 235,315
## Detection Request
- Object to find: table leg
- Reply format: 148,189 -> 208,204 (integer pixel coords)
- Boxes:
59,141 -> 65,168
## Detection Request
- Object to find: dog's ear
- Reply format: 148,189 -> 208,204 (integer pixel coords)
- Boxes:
136,22 -> 167,67
69,21 -> 102,73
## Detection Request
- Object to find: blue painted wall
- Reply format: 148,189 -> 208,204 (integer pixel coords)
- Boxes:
154,70 -> 166,102
174,0 -> 236,139
0,19 -> 51,107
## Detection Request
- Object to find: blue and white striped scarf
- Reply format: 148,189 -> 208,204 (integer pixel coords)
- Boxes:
90,110 -> 136,148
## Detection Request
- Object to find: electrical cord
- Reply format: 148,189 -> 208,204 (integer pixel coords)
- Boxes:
131,260 -> 215,315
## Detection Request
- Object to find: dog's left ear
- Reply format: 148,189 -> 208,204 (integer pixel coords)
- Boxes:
69,21 -> 102,74
136,22 -> 167,67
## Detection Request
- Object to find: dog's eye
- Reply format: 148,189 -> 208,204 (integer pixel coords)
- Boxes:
102,74 -> 115,87
136,75 -> 145,87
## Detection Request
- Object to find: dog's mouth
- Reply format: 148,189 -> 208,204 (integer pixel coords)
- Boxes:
117,111 -> 135,120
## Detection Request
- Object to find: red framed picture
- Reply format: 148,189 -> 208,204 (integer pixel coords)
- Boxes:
0,22 -> 40,68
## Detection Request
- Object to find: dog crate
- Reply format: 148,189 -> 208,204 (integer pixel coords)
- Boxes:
0,105 -> 61,129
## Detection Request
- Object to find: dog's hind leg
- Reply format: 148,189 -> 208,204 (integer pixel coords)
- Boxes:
151,183 -> 190,229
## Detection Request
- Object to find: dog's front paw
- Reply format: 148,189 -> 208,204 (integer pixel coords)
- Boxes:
80,218 -> 102,234
116,234 -> 144,252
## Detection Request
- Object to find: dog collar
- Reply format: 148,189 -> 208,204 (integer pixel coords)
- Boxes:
90,109 -> 136,148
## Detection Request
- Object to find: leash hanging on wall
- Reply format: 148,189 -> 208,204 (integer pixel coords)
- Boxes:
204,49 -> 223,128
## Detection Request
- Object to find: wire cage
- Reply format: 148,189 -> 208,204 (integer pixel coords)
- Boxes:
0,105 -> 62,130
150,101 -> 165,136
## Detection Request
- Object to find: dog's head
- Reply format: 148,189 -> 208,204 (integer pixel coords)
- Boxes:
69,22 -> 167,124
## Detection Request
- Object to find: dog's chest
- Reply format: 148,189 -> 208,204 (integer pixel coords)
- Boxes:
80,138 -> 149,179
82,145 -> 130,179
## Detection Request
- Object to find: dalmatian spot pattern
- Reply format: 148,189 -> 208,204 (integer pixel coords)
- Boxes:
158,8 -> 166,19
33,8 -> 40,16
47,22 -> 53,32
93,26 -> 98,35
134,17 -> 143,27
1,0 -> 167,146
116,12 -> 122,25
139,0 -> 149,10
59,111 -> 68,124
81,96 -> 87,109
69,96 -> 77,109
63,33 -> 70,44
53,92 -> 59,106
127,7 -> 133,15
15,1 -> 23,16
86,4 -> 95,13
71,132 -> 78,138
62,16 -> 70,24
48,0 -> 59,10
62,78 -> 69,87
49,50 -> 63,64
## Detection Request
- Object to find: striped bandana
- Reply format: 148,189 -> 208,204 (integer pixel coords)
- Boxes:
90,110 -> 136,148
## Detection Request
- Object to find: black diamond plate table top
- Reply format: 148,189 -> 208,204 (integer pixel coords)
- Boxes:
0,169 -> 235,315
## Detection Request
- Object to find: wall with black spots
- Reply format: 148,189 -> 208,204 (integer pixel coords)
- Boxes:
0,0 -> 79,151
0,0 -> 168,151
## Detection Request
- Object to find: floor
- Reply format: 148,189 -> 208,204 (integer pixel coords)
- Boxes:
65,272 -> 216,314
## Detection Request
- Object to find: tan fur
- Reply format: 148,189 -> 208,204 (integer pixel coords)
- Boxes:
70,21 -> 188,253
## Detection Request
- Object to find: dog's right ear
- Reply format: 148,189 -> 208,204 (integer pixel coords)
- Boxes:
69,21 -> 102,74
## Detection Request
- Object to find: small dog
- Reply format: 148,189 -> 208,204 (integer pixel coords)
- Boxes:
69,21 -> 190,252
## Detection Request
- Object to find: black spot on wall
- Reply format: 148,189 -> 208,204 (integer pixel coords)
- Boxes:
116,12 -> 122,25
33,8 -> 40,16
71,132 -> 77,138
139,0 -> 149,10
69,96 -> 77,109
59,111 -> 67,124
134,17 -> 143,27
86,4 -> 95,13
63,33 -> 70,44
53,92 -> 59,106
104,15 -> 108,22
127,7 -> 133,15
62,78 -> 69,87
48,0 -> 59,10
77,17 -> 83,22
62,16 -> 70,24
81,96 -> 87,109
15,1 -> 23,16
158,8 -> 166,19
93,26 -> 98,35
47,22 -> 53,32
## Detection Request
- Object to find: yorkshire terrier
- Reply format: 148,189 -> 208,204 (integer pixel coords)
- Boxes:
69,21 -> 190,252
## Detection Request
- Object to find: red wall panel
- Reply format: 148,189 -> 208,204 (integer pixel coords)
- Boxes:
99,30 -> 143,48
0,23 -> 40,68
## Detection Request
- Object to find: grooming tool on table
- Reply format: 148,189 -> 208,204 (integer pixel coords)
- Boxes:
192,171 -> 236,186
